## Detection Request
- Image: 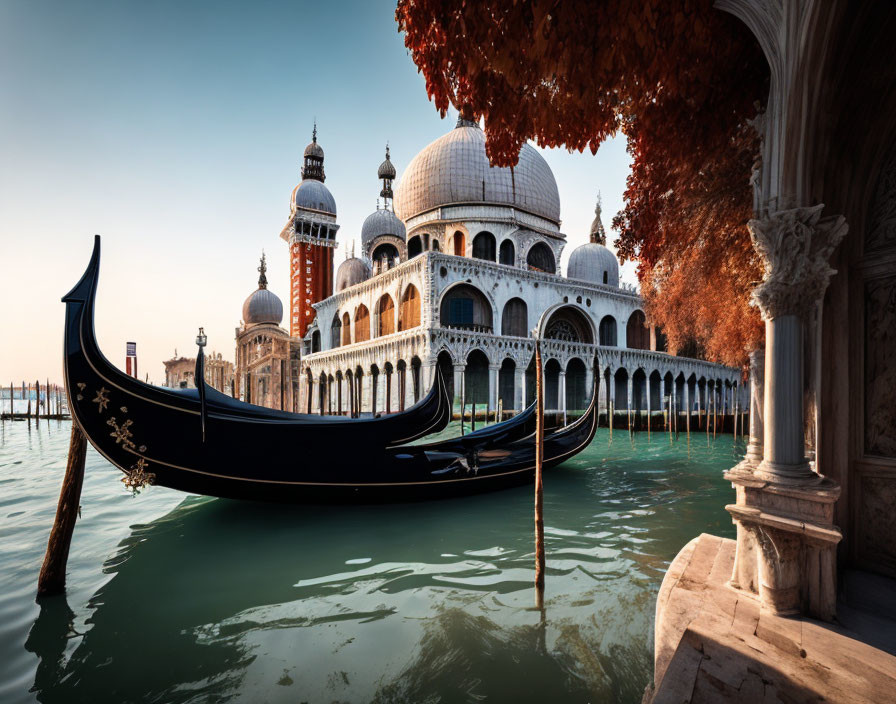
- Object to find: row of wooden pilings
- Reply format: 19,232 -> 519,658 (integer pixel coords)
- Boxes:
1,380 -> 70,421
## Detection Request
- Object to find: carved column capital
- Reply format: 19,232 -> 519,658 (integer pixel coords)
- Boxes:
748,205 -> 848,319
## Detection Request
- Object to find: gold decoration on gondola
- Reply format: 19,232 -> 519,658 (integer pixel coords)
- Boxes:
92,386 -> 110,413
106,416 -> 135,450
120,406 -> 128,413
77,383 -> 86,390
122,458 -> 155,493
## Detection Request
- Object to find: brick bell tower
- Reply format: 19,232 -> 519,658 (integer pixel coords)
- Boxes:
279,123 -> 339,339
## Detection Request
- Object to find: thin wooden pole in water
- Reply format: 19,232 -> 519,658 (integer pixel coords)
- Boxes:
35,380 -> 40,427
37,420 -> 88,596
471,401 -> 476,432
27,382 -> 32,419
534,336 -> 545,609
713,386 -> 718,439
609,399 -> 613,442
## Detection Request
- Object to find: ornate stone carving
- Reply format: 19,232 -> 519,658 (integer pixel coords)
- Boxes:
749,205 -> 848,319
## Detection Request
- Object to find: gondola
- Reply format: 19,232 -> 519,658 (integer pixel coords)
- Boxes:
63,236 -> 597,503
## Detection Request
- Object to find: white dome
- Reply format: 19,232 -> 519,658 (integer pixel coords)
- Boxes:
567,242 -> 619,287
394,123 -> 560,223
335,256 -> 371,291
292,179 -> 336,215
242,288 -> 283,325
361,208 -> 406,247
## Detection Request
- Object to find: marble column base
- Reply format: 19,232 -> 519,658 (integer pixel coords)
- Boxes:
754,458 -> 822,486
724,472 -> 841,620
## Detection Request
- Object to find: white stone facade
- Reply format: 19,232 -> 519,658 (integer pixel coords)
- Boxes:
300,250 -> 742,417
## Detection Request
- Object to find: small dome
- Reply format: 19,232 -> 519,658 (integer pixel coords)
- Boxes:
361,207 -> 406,247
335,256 -> 372,291
304,140 -> 324,159
378,149 -> 396,179
293,179 -> 336,215
242,288 -> 283,325
567,242 -> 619,287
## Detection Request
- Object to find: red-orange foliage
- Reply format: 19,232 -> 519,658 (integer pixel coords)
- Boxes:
396,0 -> 768,367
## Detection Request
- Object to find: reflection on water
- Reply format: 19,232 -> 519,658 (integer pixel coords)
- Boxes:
2,421 -> 741,703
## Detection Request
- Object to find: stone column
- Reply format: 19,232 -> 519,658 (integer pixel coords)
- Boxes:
646,374 -> 652,429
733,348 -> 765,473
725,204 -> 847,620
488,364 -> 499,414
558,370 -> 567,422
626,376 -> 633,413
514,366 -> 525,412
659,377 -> 665,421
452,363 -> 466,410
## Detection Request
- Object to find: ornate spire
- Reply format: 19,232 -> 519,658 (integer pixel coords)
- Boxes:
378,142 -> 396,203
590,192 -> 607,245
301,121 -> 325,182
257,251 -> 268,289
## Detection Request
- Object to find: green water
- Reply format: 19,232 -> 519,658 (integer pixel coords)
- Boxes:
0,420 -> 741,703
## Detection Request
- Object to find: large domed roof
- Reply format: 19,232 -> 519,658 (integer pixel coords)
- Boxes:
335,255 -> 372,291
361,207 -> 406,247
292,179 -> 336,215
567,242 -> 619,287
242,288 -> 283,325
394,121 -> 561,223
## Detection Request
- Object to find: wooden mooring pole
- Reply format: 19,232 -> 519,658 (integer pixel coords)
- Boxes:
37,421 -> 88,596
534,336 -> 545,609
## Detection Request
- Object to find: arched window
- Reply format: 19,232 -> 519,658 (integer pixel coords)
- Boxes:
653,326 -> 667,352
408,235 -> 423,259
341,312 -> 351,346
501,298 -> 528,337
464,349 -> 489,404
544,306 -> 594,343
376,294 -> 395,337
398,285 -> 421,330
439,284 -> 493,332
526,242 -> 555,273
499,239 -> 515,266
544,359 -> 561,410
330,313 -> 341,349
431,239 -> 440,252
603,271 -> 608,284
599,315 -> 617,346
452,230 -> 465,256
311,329 -> 321,353
499,358 -> 516,410
566,358 -> 588,412
626,310 -> 650,349
354,304 -> 370,343
371,243 -> 399,272
472,231 -> 496,261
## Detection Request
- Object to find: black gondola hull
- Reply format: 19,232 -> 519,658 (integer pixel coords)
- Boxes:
63,236 -> 597,503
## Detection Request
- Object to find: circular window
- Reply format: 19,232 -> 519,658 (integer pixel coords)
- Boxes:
563,295 -> 569,303
586,298 -> 592,306
440,267 -> 448,277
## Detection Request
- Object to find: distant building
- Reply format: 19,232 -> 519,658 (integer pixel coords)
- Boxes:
163,350 -> 233,392
233,254 -> 301,410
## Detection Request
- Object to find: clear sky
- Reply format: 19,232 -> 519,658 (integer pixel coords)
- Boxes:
0,0 -> 633,385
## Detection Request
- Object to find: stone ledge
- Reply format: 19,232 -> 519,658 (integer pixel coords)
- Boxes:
648,534 -> 896,703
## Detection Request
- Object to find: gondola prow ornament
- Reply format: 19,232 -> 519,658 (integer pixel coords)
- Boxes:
195,327 -> 207,443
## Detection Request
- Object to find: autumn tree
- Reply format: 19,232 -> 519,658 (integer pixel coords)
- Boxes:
396,0 -> 768,367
